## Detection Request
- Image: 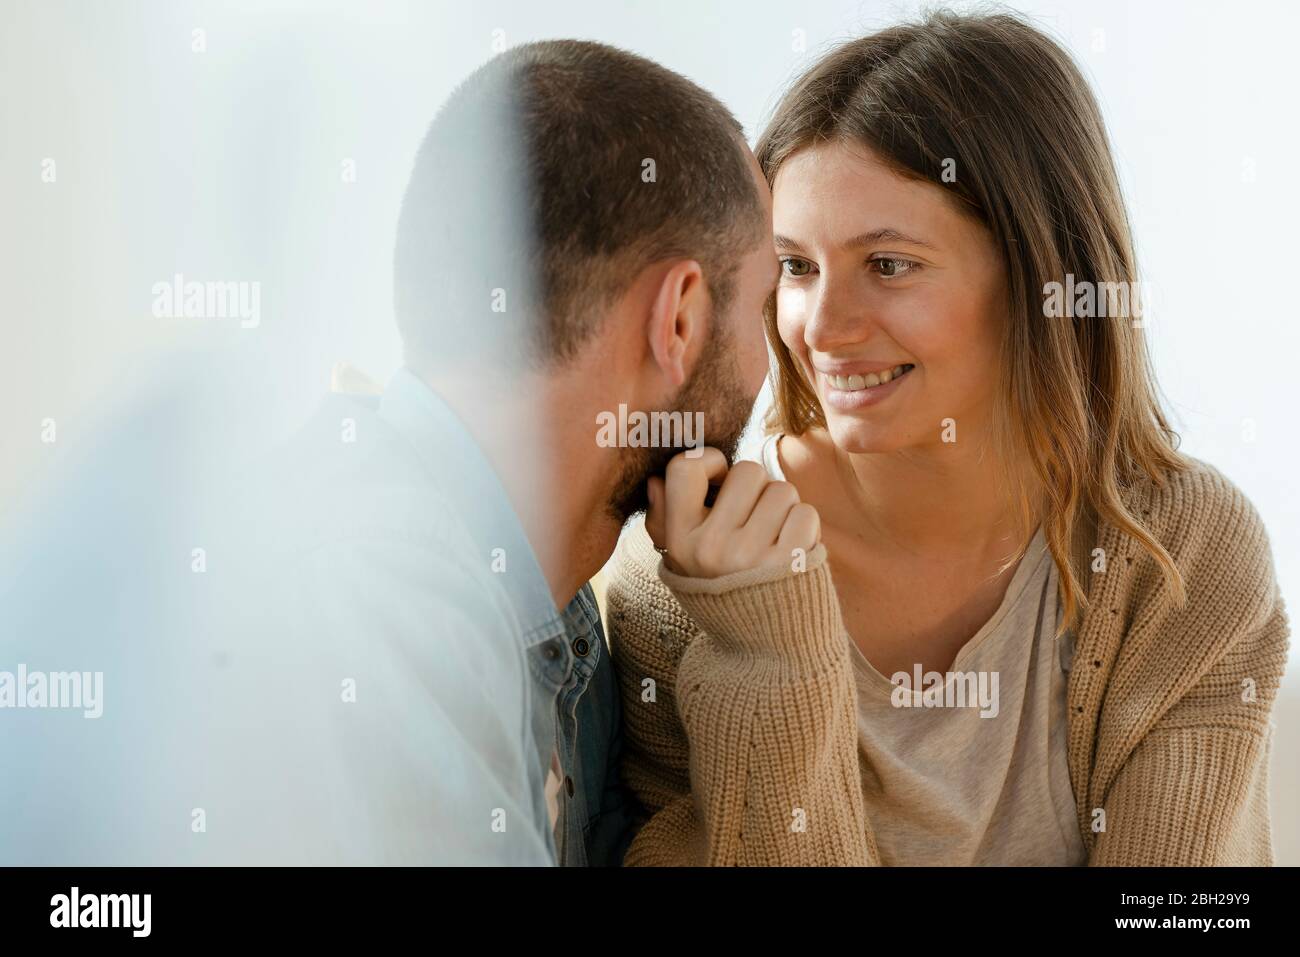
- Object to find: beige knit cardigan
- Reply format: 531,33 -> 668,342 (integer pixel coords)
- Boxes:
604,458 -> 1290,866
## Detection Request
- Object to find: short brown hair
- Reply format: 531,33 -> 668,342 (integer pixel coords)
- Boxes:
395,40 -> 764,369
756,10 -> 1188,632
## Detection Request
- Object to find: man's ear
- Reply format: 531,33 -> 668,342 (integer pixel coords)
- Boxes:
646,259 -> 706,390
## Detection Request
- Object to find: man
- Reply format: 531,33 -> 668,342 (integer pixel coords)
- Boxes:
365,38 -> 779,864
0,39 -> 777,866
233,40 -> 779,864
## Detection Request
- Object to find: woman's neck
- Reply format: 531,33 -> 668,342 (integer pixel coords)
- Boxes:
799,427 -> 1042,560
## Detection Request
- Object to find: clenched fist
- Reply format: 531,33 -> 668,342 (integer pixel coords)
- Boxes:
644,447 -> 821,579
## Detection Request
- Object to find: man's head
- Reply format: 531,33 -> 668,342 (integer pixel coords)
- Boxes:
395,40 -> 776,522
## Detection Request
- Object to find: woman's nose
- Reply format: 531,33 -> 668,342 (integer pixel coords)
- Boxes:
803,276 -> 876,353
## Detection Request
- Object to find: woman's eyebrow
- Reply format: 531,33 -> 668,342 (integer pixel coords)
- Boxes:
774,228 -> 935,252
844,228 -> 935,249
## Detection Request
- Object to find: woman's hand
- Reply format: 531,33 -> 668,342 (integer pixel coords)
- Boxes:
644,447 -> 821,579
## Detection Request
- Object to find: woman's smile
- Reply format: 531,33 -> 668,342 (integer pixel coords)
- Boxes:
818,362 -> 916,411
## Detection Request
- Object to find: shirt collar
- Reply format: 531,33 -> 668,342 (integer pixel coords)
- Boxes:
378,367 -> 562,645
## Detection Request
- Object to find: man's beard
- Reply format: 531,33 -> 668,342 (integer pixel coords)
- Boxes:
606,320 -> 756,525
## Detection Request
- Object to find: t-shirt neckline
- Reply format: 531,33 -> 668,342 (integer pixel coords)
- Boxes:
759,432 -> 1050,697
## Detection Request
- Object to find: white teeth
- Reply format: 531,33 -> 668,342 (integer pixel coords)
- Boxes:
826,364 -> 912,392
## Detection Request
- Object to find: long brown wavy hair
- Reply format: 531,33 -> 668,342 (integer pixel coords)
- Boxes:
754,9 -> 1188,633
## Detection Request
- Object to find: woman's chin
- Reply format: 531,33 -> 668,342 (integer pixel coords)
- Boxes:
824,418 -> 907,455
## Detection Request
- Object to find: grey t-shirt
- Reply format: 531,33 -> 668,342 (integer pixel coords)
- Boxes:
759,433 -> 1087,866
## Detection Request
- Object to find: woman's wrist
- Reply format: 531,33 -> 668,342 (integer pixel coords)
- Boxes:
657,544 -> 849,671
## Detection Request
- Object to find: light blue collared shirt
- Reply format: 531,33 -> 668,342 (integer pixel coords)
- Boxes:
377,367 -> 574,859
374,370 -> 636,865
0,364 -> 636,865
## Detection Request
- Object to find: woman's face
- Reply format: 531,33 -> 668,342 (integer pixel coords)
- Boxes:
772,142 -> 1007,455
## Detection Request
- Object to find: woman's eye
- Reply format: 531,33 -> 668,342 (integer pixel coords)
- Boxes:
780,257 -> 814,278
871,257 -> 918,278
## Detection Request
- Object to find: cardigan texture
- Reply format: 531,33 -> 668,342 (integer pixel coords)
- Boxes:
604,457 -> 1290,865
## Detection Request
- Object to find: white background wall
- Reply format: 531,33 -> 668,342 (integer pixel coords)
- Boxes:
3,0 -> 1296,859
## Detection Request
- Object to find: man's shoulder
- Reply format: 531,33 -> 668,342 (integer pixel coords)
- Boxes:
265,392 -> 477,553
227,392 -> 516,635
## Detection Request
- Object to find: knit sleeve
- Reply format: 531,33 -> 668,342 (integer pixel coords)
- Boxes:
1089,467 -> 1291,865
604,518 -> 879,866
1089,597 -> 1288,865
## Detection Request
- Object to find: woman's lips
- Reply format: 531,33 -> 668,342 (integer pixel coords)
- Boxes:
819,363 -> 916,411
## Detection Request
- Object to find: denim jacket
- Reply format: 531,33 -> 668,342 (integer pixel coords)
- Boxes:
553,584 -> 636,865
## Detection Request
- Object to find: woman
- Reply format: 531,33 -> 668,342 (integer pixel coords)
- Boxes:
605,10 -> 1290,865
